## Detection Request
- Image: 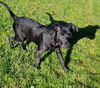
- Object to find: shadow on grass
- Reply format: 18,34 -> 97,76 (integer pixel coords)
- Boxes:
46,13 -> 99,67
65,25 -> 99,66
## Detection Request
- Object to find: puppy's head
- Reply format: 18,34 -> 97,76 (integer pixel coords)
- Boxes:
51,23 -> 72,49
67,23 -> 78,32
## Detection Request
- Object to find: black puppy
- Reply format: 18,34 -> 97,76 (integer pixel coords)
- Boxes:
0,2 -> 78,72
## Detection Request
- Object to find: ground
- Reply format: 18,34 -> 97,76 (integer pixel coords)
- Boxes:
0,0 -> 100,88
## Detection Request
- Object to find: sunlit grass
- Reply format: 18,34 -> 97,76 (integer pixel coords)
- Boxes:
0,0 -> 100,88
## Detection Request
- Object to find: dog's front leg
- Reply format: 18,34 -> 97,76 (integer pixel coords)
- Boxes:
55,48 -> 71,72
34,46 -> 46,69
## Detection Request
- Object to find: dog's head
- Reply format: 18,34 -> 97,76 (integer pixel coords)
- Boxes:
51,23 -> 72,49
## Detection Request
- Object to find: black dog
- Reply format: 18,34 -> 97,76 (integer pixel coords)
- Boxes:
0,2 -> 78,72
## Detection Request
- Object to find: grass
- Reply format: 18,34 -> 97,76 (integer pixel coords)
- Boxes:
0,0 -> 100,88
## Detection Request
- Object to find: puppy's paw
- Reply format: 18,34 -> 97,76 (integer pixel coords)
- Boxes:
34,64 -> 40,69
10,45 -> 14,49
63,66 -> 73,72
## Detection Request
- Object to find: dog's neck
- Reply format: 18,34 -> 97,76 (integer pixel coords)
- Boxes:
48,29 -> 61,49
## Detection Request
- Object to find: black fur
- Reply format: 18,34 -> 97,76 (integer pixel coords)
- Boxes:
0,2 -> 78,72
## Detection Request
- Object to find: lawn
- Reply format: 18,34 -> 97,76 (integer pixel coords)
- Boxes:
0,0 -> 100,88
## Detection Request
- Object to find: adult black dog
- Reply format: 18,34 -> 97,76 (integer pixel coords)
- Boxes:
0,2 -> 78,72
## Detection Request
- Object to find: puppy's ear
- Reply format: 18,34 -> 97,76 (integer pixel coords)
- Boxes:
68,23 -> 78,32
50,23 -> 61,30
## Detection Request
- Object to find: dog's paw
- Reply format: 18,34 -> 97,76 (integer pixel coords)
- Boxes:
10,45 -> 14,49
63,66 -> 73,72
34,64 -> 40,69
21,47 -> 27,51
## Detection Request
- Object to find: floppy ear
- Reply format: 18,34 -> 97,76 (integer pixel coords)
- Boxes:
50,23 -> 61,30
68,23 -> 79,32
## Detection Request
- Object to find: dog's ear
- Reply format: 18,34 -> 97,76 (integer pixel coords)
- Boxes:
50,23 -> 61,31
68,23 -> 78,32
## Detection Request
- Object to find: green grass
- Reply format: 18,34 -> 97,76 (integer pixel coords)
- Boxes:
0,0 -> 100,88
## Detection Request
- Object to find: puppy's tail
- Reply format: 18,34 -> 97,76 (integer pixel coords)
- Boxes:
0,1 -> 17,20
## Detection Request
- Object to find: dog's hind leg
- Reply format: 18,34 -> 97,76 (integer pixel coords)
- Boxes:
14,35 -> 26,50
8,36 -> 15,48
8,36 -> 26,50
12,24 -> 26,50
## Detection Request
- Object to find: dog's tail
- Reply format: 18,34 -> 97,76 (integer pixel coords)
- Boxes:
0,1 -> 17,20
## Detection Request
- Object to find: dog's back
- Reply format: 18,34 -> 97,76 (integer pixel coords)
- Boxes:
13,16 -> 47,44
